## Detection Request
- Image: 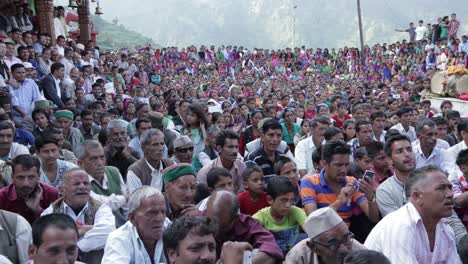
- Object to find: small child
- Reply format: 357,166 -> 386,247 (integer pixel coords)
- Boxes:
253,176 -> 307,254
237,166 -> 269,216
198,167 -> 234,211
452,149 -> 468,228
421,100 -> 434,119
274,156 -> 301,206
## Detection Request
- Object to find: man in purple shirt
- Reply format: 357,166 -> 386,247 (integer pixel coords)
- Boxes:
0,154 -> 59,224
204,190 -> 284,263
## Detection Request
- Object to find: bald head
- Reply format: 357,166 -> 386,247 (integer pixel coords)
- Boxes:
206,191 -> 239,234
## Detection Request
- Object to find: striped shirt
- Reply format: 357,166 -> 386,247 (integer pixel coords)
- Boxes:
300,170 -> 366,225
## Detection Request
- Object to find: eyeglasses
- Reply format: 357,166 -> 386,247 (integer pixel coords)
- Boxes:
176,146 -> 194,153
313,232 -> 354,251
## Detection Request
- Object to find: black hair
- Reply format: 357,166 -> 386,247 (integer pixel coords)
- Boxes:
322,140 -> 351,164
215,129 -> 239,148
310,116 -> 331,129
206,167 -> 232,189
163,216 -> 217,257
273,156 -> 294,175
457,119 -> 468,135
384,129 -> 401,142
312,144 -> 323,165
397,106 -> 414,118
10,63 -> 25,73
32,214 -> 78,247
384,134 -> 410,157
415,119 -> 436,134
370,111 -> 385,122
344,249 -> 391,264
242,165 -> 263,181
80,109 -> 93,119
135,118 -> 151,129
456,149 -> 468,167
35,136 -> 59,151
432,116 -> 448,126
261,119 -> 282,134
51,62 -> 64,74
11,154 -> 40,175
347,162 -> 364,179
446,110 -> 461,120
266,176 -> 295,199
355,119 -> 372,133
324,127 -> 343,141
366,141 -> 384,159
355,147 -> 368,160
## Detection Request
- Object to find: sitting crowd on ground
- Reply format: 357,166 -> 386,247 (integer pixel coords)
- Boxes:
0,6 -> 467,264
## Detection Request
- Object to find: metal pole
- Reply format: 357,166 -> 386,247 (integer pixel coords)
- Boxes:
357,0 -> 365,65
293,5 -> 297,48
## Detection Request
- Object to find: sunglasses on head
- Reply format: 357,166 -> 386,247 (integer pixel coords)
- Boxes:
176,146 -> 194,153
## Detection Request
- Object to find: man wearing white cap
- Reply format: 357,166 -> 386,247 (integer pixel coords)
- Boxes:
171,135 -> 194,164
286,207 -> 365,264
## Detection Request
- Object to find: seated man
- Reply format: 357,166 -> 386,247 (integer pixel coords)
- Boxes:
163,163 -> 197,221
171,135 -> 194,164
0,154 -> 59,224
205,190 -> 284,263
102,186 -> 171,263
286,207 -> 365,264
42,169 -> 115,264
0,121 -> 29,161
0,210 -> 31,264
54,110 -> 84,155
365,166 -> 460,263
28,213 -> 85,264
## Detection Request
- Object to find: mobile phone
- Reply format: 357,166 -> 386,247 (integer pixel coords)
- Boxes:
363,170 -> 375,182
243,250 -> 253,264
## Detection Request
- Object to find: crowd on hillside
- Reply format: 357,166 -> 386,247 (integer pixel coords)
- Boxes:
0,3 -> 468,263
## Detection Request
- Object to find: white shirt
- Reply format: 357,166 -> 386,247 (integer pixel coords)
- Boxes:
412,144 -> 450,172
53,75 -> 61,99
60,58 -> 75,77
365,203 -> 461,264
2,143 -> 29,161
41,201 -> 115,252
0,213 -> 31,264
126,160 -> 164,194
413,138 -> 450,150
415,26 -> 427,41
391,123 -> 417,142
294,136 -> 322,175
88,172 -> 128,212
446,140 -> 467,181
372,130 -> 386,143
102,220 -> 170,264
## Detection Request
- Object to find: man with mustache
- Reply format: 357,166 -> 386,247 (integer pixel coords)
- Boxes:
102,186 -> 170,263
163,163 -> 197,221
286,207 -> 365,264
197,129 -> 246,194
366,166 -> 461,263
104,119 -> 140,179
300,140 -> 380,225
0,154 -> 58,224
412,119 -> 450,171
41,169 -> 115,264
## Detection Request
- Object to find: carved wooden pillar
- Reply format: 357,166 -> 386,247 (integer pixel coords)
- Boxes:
77,0 -> 91,44
34,0 -> 55,40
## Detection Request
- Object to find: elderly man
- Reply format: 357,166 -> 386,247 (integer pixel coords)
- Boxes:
127,129 -> 174,193
104,119 -> 140,178
197,129 -> 246,194
42,169 -> 115,264
163,163 -> 197,221
54,110 -> 84,155
365,166 -> 461,263
0,121 -> 29,161
286,207 -> 365,264
0,154 -> 59,224
205,190 -> 284,263
76,140 -> 128,224
102,186 -> 170,263
28,214 -> 84,264
0,210 -> 31,264
171,135 -> 194,164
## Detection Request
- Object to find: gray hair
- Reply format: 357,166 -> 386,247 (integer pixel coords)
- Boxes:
75,140 -> 102,160
405,165 -> 446,198
207,125 -> 221,135
415,119 -> 436,134
140,128 -> 164,147
128,186 -> 164,214
106,119 -> 128,135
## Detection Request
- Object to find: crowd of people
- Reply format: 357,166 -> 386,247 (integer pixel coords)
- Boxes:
0,4 -> 467,263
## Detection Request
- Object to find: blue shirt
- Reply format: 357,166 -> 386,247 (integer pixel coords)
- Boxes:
15,129 -> 35,146
8,78 -> 43,116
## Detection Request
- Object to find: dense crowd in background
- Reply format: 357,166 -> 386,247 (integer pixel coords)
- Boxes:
0,3 -> 468,264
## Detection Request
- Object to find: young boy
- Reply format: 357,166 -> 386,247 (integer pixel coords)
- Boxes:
198,167 -> 234,211
452,149 -> 468,228
274,156 -> 301,206
237,166 -> 269,216
253,176 -> 307,254
421,100 -> 434,119
331,102 -> 351,129
354,147 -> 371,171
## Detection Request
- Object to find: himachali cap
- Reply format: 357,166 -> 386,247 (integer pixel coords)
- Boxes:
173,135 -> 192,149
303,207 -> 343,239
163,163 -> 196,183
76,43 -> 85,51
54,110 -> 74,120
23,62 -> 35,69
34,100 -> 52,108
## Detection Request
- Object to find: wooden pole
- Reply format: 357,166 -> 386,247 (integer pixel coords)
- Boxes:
77,0 -> 91,44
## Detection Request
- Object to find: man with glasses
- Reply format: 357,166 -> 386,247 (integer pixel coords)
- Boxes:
171,135 -> 194,164
286,207 -> 364,264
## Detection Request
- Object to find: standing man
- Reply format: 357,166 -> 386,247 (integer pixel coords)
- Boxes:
42,169 -> 115,264
395,22 -> 416,42
0,154 -> 59,224
365,166 -> 461,263
415,20 -> 427,42
40,62 -> 65,109
300,140 -> 380,225
295,117 -> 330,177
197,129 -> 246,194
448,13 -> 460,39
127,129 -> 174,193
102,186 -> 170,263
